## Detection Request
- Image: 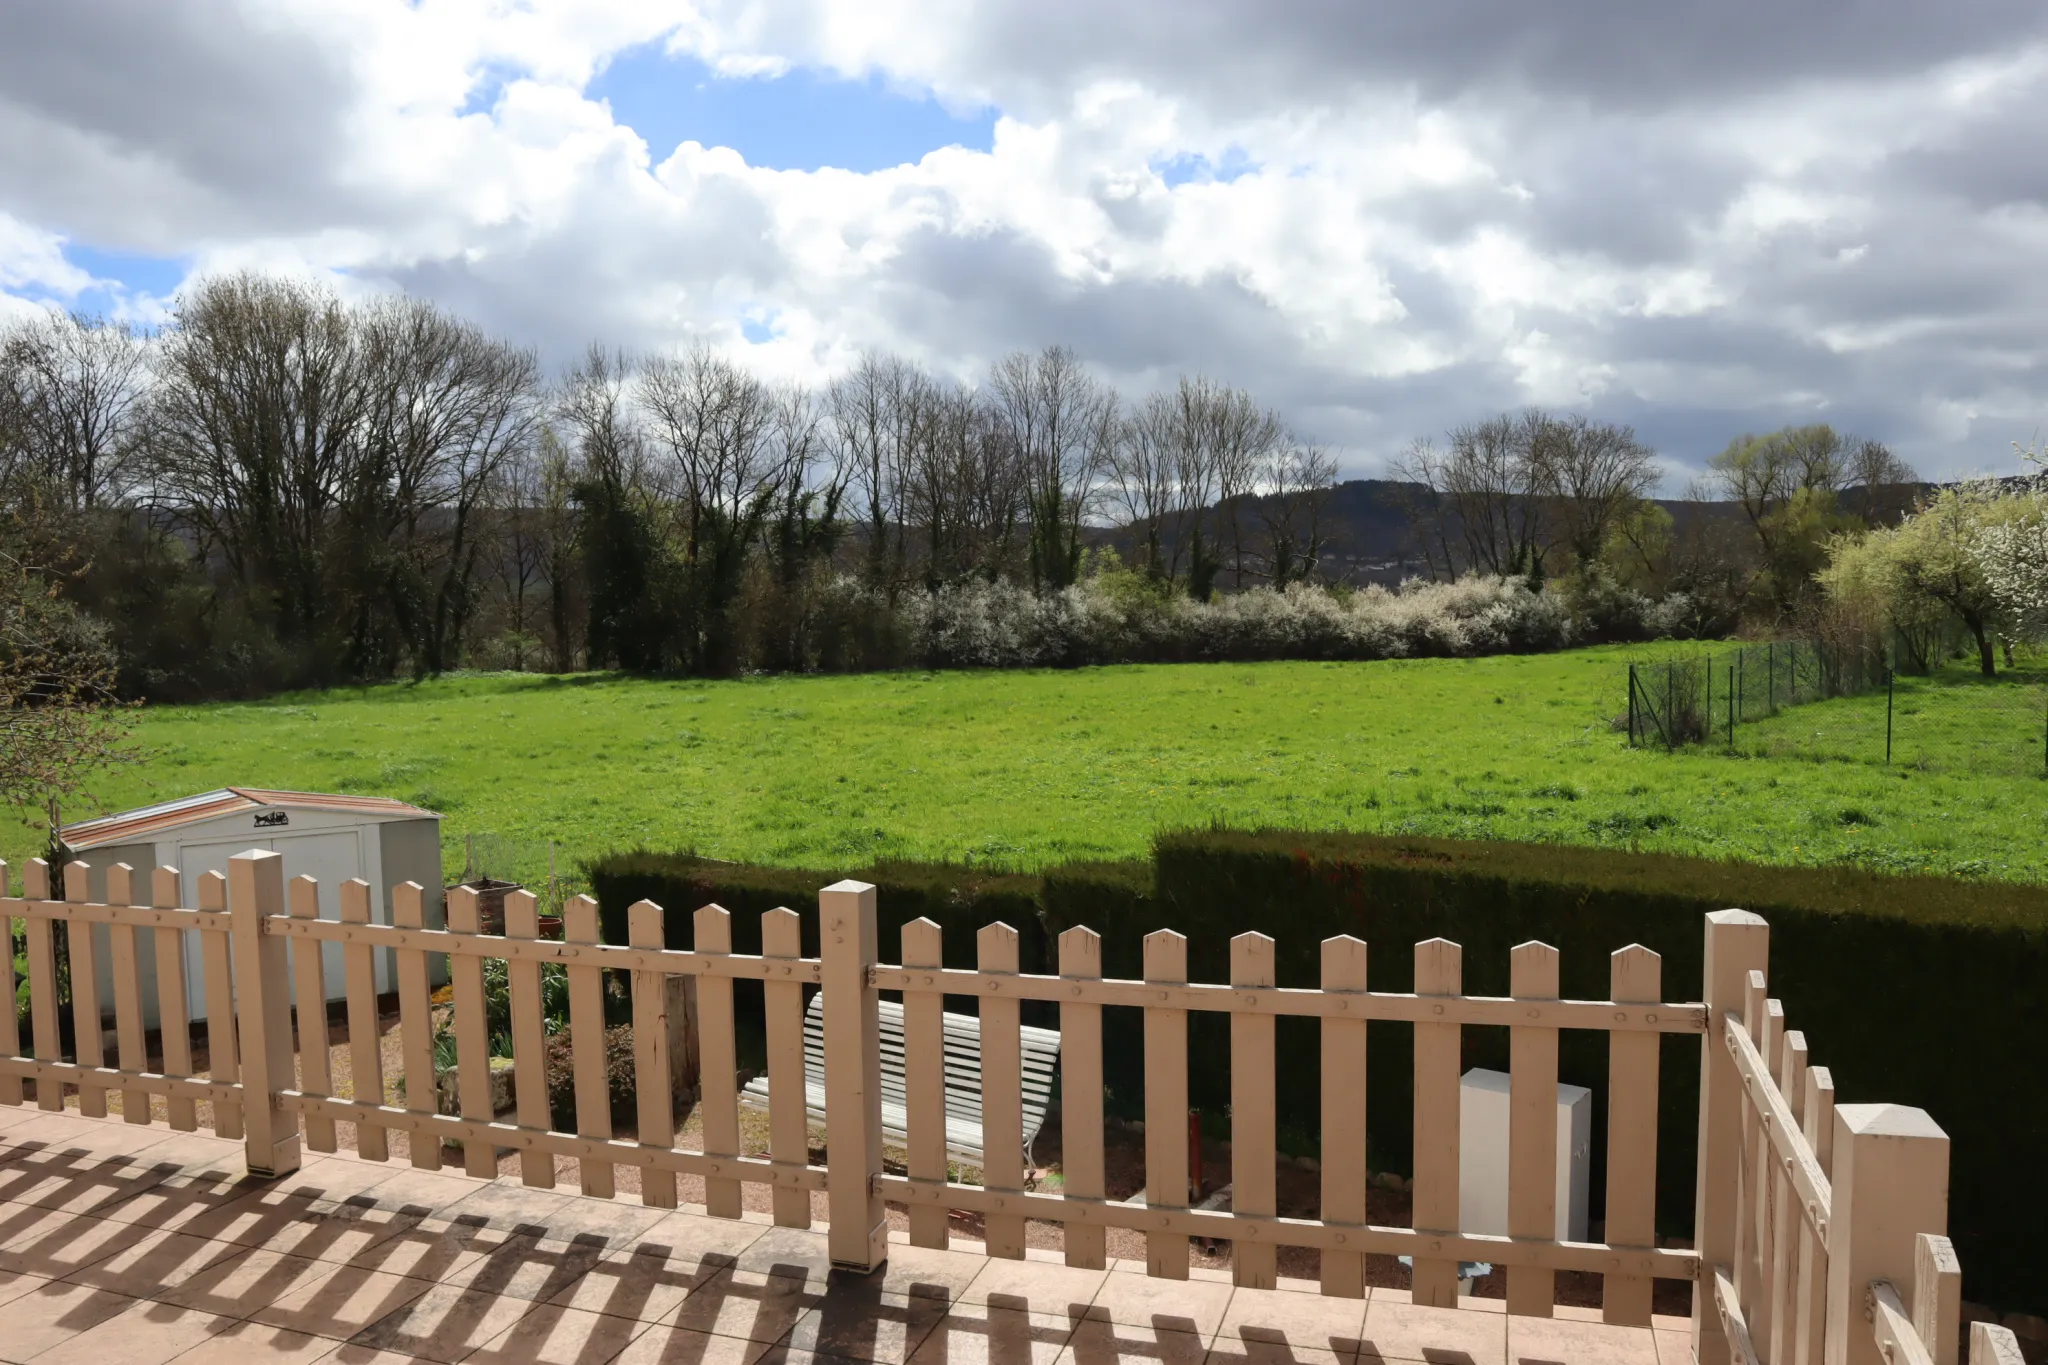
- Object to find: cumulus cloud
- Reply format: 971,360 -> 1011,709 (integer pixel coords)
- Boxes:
0,0 -> 2044,481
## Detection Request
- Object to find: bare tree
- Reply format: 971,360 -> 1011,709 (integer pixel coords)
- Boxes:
1251,438 -> 1339,586
1203,385 -> 1282,591
149,274 -> 372,665
1844,438 -> 1921,527
640,344 -> 779,564
829,351 -> 920,591
988,346 -> 1117,590
1536,413 -> 1660,568
900,379 -> 1026,585
0,311 -> 151,513
356,296 -> 544,675
1109,391 -> 1179,578
1393,410 -> 1550,580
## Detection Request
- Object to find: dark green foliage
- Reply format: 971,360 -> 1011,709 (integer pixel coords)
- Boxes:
576,479 -> 673,672
588,833 -> 2046,1308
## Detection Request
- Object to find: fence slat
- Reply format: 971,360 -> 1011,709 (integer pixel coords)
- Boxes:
197,871 -> 242,1138
24,861 -> 62,1111
1060,925 -> 1106,1271
763,907 -> 810,1229
902,917 -> 948,1248
64,863 -> 106,1119
1509,940 -> 1560,1317
0,861 -> 17,1108
1794,1066 -> 1835,1365
394,881 -> 440,1171
448,886 -> 496,1178
1768,1030 -> 1809,1365
288,875 -> 337,1152
629,899 -> 677,1209
153,867 -> 196,1131
106,865 -> 151,1126
1695,911 -> 1769,1365
1412,937 -> 1463,1308
1914,1232 -> 1961,1365
979,922 -> 1026,1259
1320,935 -> 1368,1299
1740,981 -> 1779,1350
1972,1324 -> 2027,1365
339,879 -> 387,1160
1230,932 -> 1278,1289
696,904 -> 741,1218
503,889 -> 554,1188
1603,944 -> 1662,1326
1144,929 -> 1190,1279
565,894 -> 613,1197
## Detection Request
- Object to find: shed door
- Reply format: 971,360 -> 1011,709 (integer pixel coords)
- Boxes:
178,831 -> 362,1014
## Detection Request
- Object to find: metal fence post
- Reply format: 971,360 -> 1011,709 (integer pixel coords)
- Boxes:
1694,910 -> 1770,1365
227,850 -> 302,1178
1666,661 -> 1676,750
1886,669 -> 1895,766
1628,663 -> 1638,746
1824,1105 -> 1949,1365
1769,642 -> 1776,713
820,879 -> 887,1272
1728,665 -> 1736,748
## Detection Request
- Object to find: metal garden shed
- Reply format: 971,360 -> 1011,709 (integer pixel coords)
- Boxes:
60,788 -> 446,1027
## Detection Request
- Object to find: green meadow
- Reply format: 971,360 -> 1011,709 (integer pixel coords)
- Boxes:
14,644 -> 2044,886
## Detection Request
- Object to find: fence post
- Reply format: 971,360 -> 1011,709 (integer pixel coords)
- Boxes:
227,850 -> 302,1178
1824,1105 -> 1949,1365
1886,669 -> 1895,765
1628,664 -> 1638,746
1662,662 -> 1673,750
1728,665 -> 1736,748
820,879 -> 887,1273
1694,910 -> 1770,1365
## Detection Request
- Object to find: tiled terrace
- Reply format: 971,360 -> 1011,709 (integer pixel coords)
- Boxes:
0,1106 -> 1692,1365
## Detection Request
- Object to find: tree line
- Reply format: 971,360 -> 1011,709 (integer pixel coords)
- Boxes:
0,276 -> 1360,698
7,270 -> 2012,721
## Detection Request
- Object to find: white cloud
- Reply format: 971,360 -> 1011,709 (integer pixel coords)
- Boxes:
1,0 -> 2046,481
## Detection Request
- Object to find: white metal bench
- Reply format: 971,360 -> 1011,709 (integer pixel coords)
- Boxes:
740,992 -> 1061,1170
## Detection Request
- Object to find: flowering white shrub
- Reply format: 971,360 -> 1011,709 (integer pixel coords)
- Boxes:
805,571 -> 1628,671
1968,446 -> 2048,635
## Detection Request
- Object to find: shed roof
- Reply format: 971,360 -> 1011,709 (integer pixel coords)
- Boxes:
61,788 -> 439,851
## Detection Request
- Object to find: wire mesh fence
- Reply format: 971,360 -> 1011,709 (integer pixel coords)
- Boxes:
448,832 -> 589,913
1627,641 -> 2048,777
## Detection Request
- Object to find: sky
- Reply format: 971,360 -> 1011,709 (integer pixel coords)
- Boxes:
1,1 -> 2045,488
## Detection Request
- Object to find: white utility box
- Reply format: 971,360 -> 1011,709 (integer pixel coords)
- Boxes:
61,788 -> 445,1027
1457,1067 -> 1593,1241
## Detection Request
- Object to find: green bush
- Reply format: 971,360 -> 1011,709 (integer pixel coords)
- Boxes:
588,835 -> 2047,1309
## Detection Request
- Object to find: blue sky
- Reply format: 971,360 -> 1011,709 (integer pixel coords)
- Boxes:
584,45 -> 996,173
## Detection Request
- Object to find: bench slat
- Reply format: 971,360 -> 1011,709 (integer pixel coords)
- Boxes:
744,991 -> 1062,1167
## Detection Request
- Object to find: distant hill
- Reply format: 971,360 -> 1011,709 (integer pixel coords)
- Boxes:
1100,478 -> 1927,586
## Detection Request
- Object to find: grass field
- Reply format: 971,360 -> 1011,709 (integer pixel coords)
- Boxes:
11,643 -> 2044,887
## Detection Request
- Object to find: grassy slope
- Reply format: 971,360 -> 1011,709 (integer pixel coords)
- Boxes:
13,644 -> 2043,885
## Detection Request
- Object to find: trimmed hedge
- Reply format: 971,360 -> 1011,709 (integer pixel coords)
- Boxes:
587,852 -> 1045,970
589,834 -> 2047,1309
